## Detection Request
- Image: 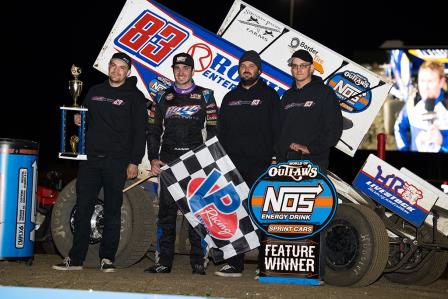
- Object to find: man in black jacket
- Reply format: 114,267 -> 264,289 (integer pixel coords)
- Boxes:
215,50 -> 280,277
53,52 -> 148,272
145,53 -> 218,275
277,49 -> 342,169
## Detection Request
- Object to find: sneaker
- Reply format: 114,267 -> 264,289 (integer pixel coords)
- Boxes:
100,258 -> 116,273
214,264 -> 242,278
52,257 -> 83,271
144,264 -> 171,273
192,264 -> 206,275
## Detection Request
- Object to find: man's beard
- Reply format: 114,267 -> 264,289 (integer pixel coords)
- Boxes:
240,76 -> 258,86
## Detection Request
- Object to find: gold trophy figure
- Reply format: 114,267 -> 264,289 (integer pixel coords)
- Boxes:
69,65 -> 83,107
70,135 -> 80,154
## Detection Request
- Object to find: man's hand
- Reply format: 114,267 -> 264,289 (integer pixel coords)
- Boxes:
74,113 -> 81,126
150,159 -> 166,176
290,143 -> 310,154
127,163 -> 138,179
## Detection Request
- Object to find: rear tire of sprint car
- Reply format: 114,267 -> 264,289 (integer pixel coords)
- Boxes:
51,179 -> 155,268
323,204 -> 389,287
385,215 -> 448,285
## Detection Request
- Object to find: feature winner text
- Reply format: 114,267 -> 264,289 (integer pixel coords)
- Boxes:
265,243 -> 316,272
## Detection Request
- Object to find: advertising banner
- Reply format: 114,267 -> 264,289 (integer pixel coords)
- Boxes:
353,154 -> 438,226
218,0 -> 393,156
249,160 -> 337,285
93,0 -> 291,107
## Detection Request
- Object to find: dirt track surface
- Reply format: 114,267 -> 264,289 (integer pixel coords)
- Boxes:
1,254 -> 447,298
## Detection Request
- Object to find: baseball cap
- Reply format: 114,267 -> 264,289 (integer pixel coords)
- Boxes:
239,50 -> 262,71
110,52 -> 132,69
172,53 -> 195,68
287,49 -> 313,65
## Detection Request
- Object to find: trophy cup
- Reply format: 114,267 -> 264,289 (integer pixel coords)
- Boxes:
69,65 -> 83,107
59,65 -> 88,160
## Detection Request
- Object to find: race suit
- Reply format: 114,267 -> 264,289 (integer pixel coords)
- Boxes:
147,84 -> 218,268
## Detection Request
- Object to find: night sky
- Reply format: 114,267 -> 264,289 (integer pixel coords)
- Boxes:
5,0 -> 447,180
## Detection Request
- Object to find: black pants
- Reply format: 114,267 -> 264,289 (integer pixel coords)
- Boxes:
156,150 -> 206,268
227,155 -> 271,272
69,156 -> 128,264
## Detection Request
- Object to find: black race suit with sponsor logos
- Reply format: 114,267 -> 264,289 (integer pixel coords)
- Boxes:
148,84 -> 218,269
218,79 -> 280,271
277,75 -> 342,170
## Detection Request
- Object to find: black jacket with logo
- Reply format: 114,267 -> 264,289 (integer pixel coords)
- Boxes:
218,80 -> 280,183
83,76 -> 147,165
147,85 -> 218,162
277,75 -> 342,169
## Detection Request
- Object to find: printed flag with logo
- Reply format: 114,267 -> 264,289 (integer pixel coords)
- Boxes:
160,137 -> 260,262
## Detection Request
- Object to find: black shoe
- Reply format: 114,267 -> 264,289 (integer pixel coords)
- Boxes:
144,264 -> 171,273
100,258 -> 116,273
214,264 -> 242,277
192,264 -> 206,275
52,257 -> 83,271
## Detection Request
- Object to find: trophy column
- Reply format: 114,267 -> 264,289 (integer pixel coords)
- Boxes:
59,65 -> 88,160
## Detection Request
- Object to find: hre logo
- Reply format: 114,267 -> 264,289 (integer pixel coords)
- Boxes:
187,169 -> 241,240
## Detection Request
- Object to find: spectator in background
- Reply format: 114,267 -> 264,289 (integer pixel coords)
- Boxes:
394,61 -> 448,152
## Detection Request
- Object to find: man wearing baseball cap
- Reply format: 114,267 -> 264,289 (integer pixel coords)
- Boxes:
215,50 -> 280,277
53,52 -> 147,273
145,52 -> 218,275
277,49 -> 342,169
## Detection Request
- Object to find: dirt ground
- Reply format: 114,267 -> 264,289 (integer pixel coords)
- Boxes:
1,253 -> 447,298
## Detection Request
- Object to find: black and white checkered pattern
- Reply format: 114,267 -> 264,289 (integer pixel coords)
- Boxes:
160,137 -> 260,262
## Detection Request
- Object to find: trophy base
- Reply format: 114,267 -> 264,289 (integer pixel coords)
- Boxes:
59,152 -> 87,160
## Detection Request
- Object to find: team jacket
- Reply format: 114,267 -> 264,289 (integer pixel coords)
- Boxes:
218,79 -> 280,162
277,75 -> 343,168
394,90 -> 448,152
82,76 -> 147,165
147,84 -> 218,161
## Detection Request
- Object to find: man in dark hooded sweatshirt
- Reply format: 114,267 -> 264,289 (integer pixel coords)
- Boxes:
216,50 -> 280,277
277,49 -> 342,170
53,52 -> 147,272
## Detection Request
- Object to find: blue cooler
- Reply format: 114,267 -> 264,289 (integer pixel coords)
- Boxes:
0,138 -> 39,259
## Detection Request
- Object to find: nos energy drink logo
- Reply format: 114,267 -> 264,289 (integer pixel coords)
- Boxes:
249,161 -> 337,240
187,169 -> 241,240
327,71 -> 372,113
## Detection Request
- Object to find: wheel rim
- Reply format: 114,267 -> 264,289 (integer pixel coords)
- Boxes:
325,220 -> 359,270
70,198 -> 104,244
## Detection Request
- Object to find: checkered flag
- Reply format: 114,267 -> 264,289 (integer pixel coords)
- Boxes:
160,137 -> 260,262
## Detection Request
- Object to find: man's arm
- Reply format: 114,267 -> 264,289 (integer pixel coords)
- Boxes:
130,94 -> 148,166
204,89 -> 218,140
147,92 -> 164,162
307,88 -> 343,154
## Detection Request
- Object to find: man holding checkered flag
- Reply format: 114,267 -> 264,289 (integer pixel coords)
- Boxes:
144,52 -> 219,275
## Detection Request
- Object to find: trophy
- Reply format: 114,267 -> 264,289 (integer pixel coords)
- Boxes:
59,65 -> 88,160
69,65 -> 83,107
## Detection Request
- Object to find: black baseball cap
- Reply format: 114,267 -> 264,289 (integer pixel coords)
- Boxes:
110,52 -> 132,69
287,49 -> 313,65
172,53 -> 194,68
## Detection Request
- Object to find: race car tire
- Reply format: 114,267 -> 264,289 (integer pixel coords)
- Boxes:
51,179 -> 155,268
323,203 -> 389,287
